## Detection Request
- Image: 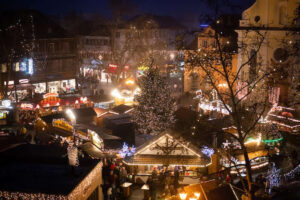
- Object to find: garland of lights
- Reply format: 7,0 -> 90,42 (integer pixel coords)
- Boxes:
0,191 -> 67,200
68,162 -> 103,199
283,164 -> 300,180
262,137 -> 283,143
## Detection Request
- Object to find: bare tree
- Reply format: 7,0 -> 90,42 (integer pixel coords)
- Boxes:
183,3 -> 275,199
0,12 -> 35,99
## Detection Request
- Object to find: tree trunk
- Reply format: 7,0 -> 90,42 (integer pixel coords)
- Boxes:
241,142 -> 254,200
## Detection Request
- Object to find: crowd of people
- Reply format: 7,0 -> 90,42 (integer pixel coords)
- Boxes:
147,168 -> 180,200
101,158 -> 129,200
18,110 -> 39,128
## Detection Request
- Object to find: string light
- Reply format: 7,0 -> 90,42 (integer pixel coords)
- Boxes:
283,164 -> 300,180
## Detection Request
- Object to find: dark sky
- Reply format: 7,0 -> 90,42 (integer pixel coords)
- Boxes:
0,0 -> 255,28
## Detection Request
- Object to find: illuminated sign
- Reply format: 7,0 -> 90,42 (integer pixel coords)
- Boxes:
200,24 -> 209,28
20,103 -> 33,109
2,100 -> 11,108
20,61 -> 27,71
138,65 -> 149,71
28,58 -> 33,75
19,79 -> 29,84
43,93 -> 58,99
52,119 -> 73,132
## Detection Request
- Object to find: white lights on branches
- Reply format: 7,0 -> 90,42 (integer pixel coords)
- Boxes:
266,163 -> 281,194
201,146 -> 214,157
118,143 -> 136,158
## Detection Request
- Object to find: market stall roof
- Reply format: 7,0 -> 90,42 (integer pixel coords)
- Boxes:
266,106 -> 300,133
72,107 -> 96,117
94,107 -> 109,116
123,130 -> 212,167
111,104 -> 133,114
75,123 -> 121,140
104,113 -> 131,121
0,144 -> 98,196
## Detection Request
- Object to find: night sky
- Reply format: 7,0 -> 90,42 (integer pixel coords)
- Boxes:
0,0 -> 255,28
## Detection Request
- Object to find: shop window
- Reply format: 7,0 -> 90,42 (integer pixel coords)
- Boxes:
1,64 -> 7,73
14,62 -> 20,71
33,83 -> 46,94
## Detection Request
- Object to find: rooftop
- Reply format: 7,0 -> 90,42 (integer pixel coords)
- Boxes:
0,144 -> 98,195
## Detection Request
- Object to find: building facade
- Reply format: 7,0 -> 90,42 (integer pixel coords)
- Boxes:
0,10 -> 78,101
184,15 -> 239,94
236,0 -> 300,106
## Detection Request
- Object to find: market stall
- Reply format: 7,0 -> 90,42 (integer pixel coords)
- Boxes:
0,100 -> 13,126
123,131 -> 212,175
265,106 -> 300,134
39,93 -> 62,113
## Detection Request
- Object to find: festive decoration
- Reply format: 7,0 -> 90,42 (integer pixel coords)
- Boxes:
198,89 -> 231,115
0,191 -> 67,200
201,146 -> 214,157
244,133 -> 261,146
262,137 -> 283,143
67,144 -> 79,167
236,81 -> 248,100
118,143 -> 136,158
269,87 -> 280,105
222,140 -> 241,150
132,67 -> 176,135
283,164 -> 300,181
266,163 -> 281,194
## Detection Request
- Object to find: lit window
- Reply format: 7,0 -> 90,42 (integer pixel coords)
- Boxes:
15,62 -> 20,71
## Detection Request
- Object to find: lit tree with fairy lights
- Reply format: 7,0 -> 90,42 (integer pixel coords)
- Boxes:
0,12 -> 36,99
132,65 -> 176,135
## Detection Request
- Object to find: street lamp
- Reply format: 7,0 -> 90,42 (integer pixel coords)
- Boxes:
179,193 -> 187,200
66,109 -> 76,125
170,53 -> 175,60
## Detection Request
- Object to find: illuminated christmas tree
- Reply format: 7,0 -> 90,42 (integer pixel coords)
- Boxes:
132,66 -> 176,135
